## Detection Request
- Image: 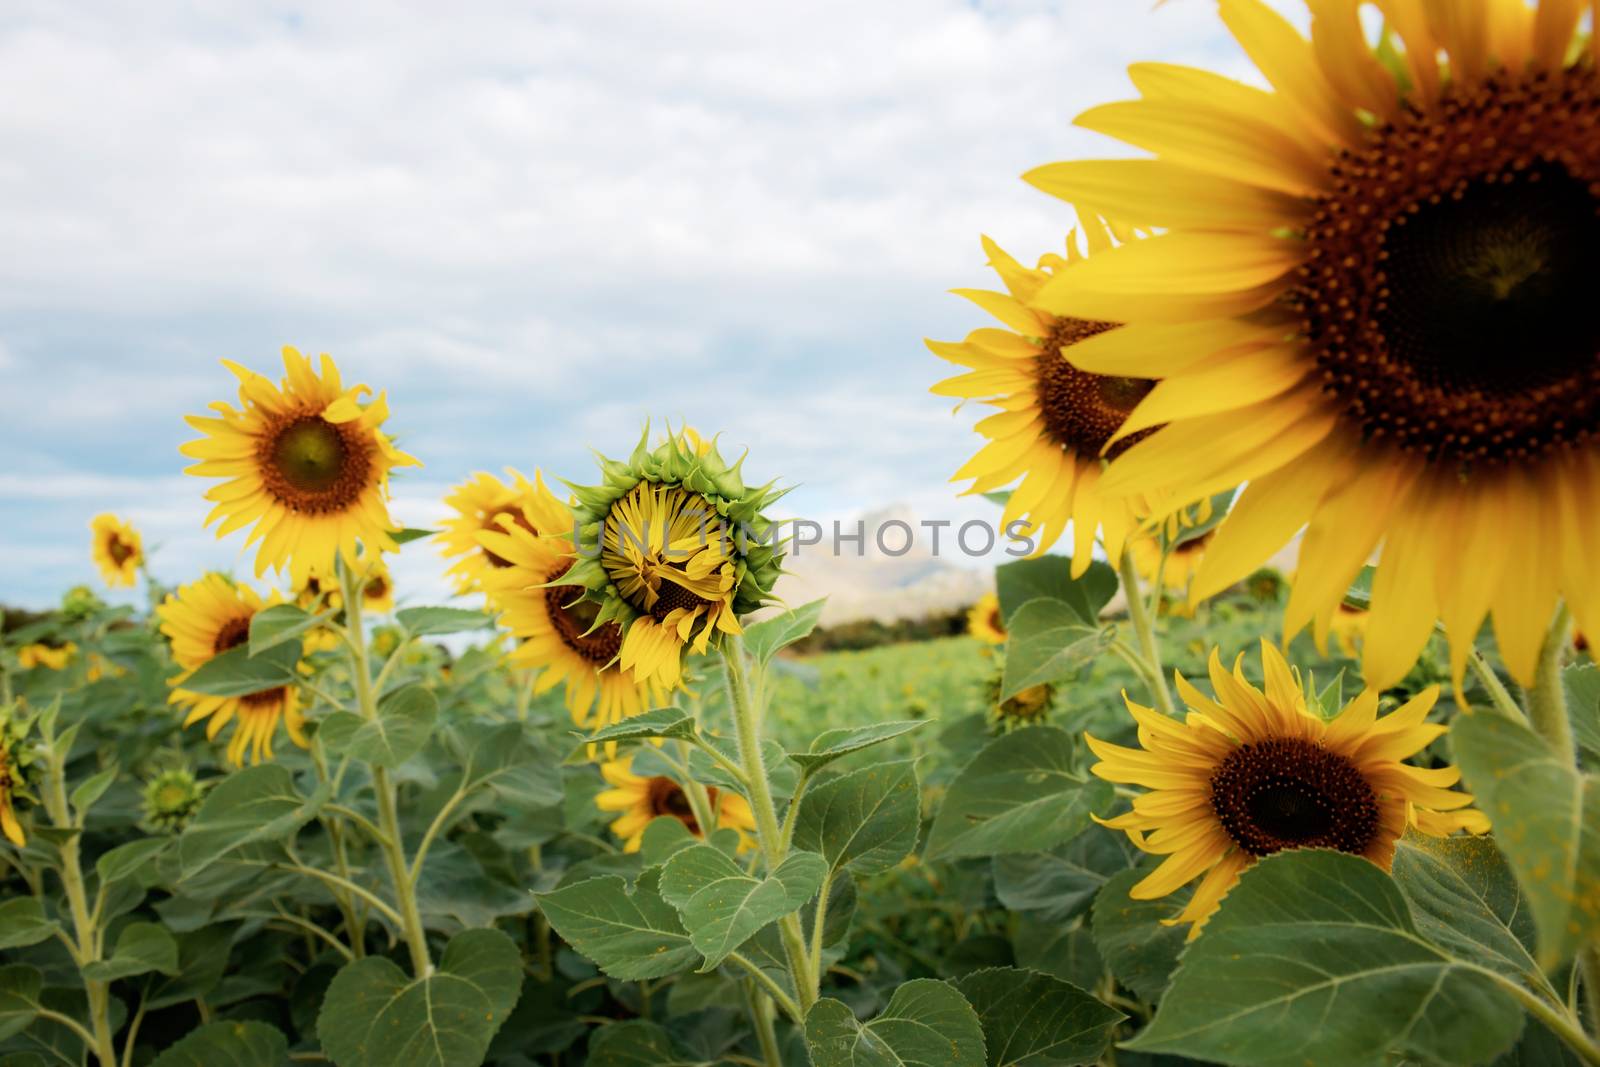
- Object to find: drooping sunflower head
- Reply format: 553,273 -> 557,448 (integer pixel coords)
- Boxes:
0,705 -> 38,847
157,573 -> 307,767
89,514 -> 143,588
1027,0 -> 1600,688
141,766 -> 207,835
439,469 -> 557,595
594,753 -> 756,853
478,470 -> 668,735
985,672 -> 1054,732
1088,640 -> 1487,936
181,348 -> 420,590
967,592 -> 1007,645
562,426 -> 787,689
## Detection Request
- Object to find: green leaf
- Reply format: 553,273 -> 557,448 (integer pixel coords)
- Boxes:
317,928 -> 522,1067
659,845 -> 827,968
179,764 -> 328,876
743,599 -> 826,665
793,760 -> 920,876
926,728 -> 1111,861
144,925 -> 234,1010
1000,599 -> 1111,700
149,1021 -> 289,1067
1452,710 -> 1600,968
453,721 -> 563,810
82,922 -> 179,981
685,736 -> 797,803
391,528 -> 437,546
1014,918 -> 1102,993
995,556 -> 1116,627
790,720 -> 927,774
395,606 -> 494,637
0,901 -> 57,951
586,1020 -> 701,1067
1127,850 -> 1524,1067
1089,866 -> 1189,1003
1390,834 -> 1542,993
1565,663 -> 1600,764
176,640 -> 301,698
535,871 -> 699,980
953,967 -> 1122,1067
582,706 -> 697,745
70,767 -> 117,816
319,685 -> 438,768
805,979 -> 987,1067
639,817 -> 700,868
96,838 -> 170,887
993,832 -> 1133,924
0,966 -> 42,1042
247,603 -> 324,656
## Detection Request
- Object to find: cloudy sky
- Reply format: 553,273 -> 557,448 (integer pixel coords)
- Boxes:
0,0 -> 1280,610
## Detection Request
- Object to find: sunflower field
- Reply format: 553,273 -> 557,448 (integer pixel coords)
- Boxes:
6,1 -> 1600,1065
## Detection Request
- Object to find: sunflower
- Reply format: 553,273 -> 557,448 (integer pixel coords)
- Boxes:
17,643 -> 75,671
986,672 -> 1054,731
1329,603 -> 1368,659
967,592 -> 1007,644
479,471 -> 669,732
181,348 -> 419,589
158,573 -> 307,766
1025,0 -> 1600,688
1088,640 -> 1487,936
89,514 -> 143,588
564,427 -> 786,689
1130,529 -> 1217,615
141,767 -> 207,835
439,470 -> 554,595
594,753 -> 756,853
0,708 -> 36,847
355,557 -> 394,615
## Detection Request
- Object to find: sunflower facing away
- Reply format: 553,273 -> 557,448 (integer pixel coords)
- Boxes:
967,592 -> 1007,645
564,428 -> 786,689
479,471 -> 669,733
1088,641 -> 1487,936
89,514 -> 143,588
181,348 -> 419,589
595,753 -> 756,853
1130,528 -> 1217,614
158,573 -> 307,766
1026,0 -> 1600,688
439,469 -> 547,595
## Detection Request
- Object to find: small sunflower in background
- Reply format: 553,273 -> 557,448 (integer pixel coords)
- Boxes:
966,592 -> 1007,645
181,347 -> 419,589
17,643 -> 75,672
480,471 -> 668,735
564,427 -> 785,690
1129,529 -> 1216,615
88,514 -> 142,588
1088,641 -> 1487,937
0,707 -> 37,847
158,573 -> 307,766
985,672 -> 1054,732
1328,603 -> 1368,659
141,766 -> 207,834
1027,0 -> 1600,689
438,470 -> 545,595
594,752 -> 755,853
353,556 -> 395,615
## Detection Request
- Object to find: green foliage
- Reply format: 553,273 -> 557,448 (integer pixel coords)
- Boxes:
953,967 -> 1122,1066
319,684 -> 438,767
148,1021 -> 288,1067
805,979 -> 987,1066
793,760 -> 920,876
535,872 -> 701,980
659,845 -> 827,967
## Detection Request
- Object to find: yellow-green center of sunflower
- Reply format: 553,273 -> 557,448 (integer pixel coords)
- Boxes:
1208,738 -> 1378,858
544,564 -> 623,665
1299,67 -> 1600,466
155,782 -> 191,810
1036,318 -> 1156,459
260,414 -> 372,512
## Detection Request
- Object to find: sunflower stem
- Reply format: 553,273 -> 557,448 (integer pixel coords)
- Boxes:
721,635 -> 816,1014
39,735 -> 117,1067
1485,966 -> 1600,1066
1118,550 -> 1176,718
672,740 -> 719,837
339,560 -> 433,979
1528,604 -> 1575,768
743,979 -> 785,1067
1466,647 -> 1529,724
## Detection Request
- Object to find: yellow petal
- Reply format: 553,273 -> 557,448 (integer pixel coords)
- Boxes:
1023,159 -> 1305,231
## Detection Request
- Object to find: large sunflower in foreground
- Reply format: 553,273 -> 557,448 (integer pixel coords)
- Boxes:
1026,0 -> 1600,687
595,753 -> 756,853
1088,641 -> 1487,936
158,573 -> 307,766
439,470 -> 546,595
181,348 -> 419,589
563,427 -> 785,689
479,471 -> 669,732
89,514 -> 142,588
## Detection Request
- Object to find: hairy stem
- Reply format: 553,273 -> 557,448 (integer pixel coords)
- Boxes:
340,562 -> 432,978
1118,550 -> 1176,717
743,981 -> 785,1067
1528,604 -> 1575,767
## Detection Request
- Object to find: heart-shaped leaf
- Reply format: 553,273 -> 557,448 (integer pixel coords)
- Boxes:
806,979 -> 986,1067
320,685 -> 437,768
659,845 -> 827,968
954,967 -> 1122,1067
793,760 -> 920,876
82,922 -> 180,982
150,1021 -> 288,1067
179,764 -> 328,876
535,870 -> 699,980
